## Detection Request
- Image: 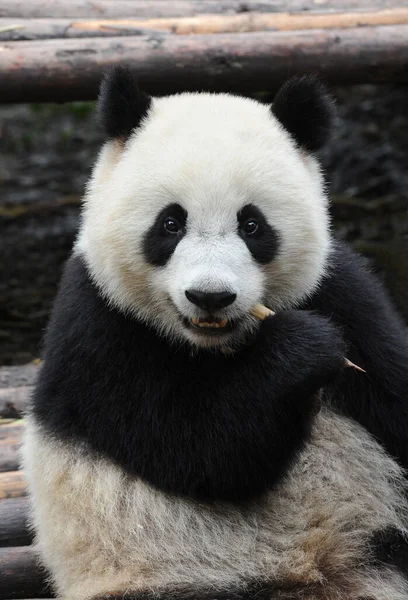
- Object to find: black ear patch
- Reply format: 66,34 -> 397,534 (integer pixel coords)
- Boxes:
271,75 -> 335,152
97,66 -> 152,140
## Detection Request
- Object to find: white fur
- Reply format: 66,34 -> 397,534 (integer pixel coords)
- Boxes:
76,93 -> 331,348
23,408 -> 408,600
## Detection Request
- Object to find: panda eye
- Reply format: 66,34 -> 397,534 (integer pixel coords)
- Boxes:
242,219 -> 258,235
164,217 -> 181,234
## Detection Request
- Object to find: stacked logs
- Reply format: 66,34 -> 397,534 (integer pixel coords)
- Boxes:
0,363 -> 52,599
0,0 -> 407,103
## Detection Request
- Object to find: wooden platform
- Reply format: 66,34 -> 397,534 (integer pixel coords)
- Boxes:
0,0 -> 407,103
0,363 -> 52,599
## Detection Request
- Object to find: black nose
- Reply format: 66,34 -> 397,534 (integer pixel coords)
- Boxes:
185,290 -> 237,312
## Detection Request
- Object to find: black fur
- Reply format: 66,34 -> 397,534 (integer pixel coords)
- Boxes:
370,526 -> 408,577
304,240 -> 408,470
237,204 -> 280,264
32,256 -> 344,502
271,75 -> 335,152
98,66 -> 152,140
143,203 -> 188,267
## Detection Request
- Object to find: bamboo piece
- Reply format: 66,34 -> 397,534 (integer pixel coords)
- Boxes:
251,304 -> 275,320
0,497 -> 31,547
0,0 -> 397,19
0,25 -> 407,103
1,9 -> 408,40
0,471 -> 26,500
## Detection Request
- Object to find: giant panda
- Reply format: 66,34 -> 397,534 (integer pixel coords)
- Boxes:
23,67 -> 408,600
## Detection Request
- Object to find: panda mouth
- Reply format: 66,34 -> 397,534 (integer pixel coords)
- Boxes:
184,316 -> 234,334
191,317 -> 229,329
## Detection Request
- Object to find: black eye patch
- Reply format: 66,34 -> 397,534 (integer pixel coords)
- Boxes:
238,204 -> 280,264
143,203 -> 187,266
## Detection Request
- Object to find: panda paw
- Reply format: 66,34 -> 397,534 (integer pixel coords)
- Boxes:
256,309 -> 346,388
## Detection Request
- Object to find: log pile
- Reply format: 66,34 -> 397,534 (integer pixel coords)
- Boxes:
0,0 -> 407,103
0,363 -> 52,599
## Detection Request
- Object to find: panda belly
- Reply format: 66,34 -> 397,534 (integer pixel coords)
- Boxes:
23,408 -> 408,600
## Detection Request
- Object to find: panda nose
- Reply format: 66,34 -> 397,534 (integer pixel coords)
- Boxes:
185,290 -> 237,312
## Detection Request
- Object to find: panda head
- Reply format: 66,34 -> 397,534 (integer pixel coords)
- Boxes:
76,67 -> 335,350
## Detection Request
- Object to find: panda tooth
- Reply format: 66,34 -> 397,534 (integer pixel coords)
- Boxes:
191,318 -> 229,329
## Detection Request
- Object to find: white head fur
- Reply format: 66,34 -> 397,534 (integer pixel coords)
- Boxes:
75,69 -> 333,349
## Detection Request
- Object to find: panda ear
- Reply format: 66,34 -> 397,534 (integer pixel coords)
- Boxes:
97,66 -> 152,141
271,75 -> 335,152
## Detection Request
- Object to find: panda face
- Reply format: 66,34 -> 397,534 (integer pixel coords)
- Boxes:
77,89 -> 331,350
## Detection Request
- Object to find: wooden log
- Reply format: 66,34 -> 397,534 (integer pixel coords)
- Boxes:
0,422 -> 24,471
0,387 -> 31,419
0,18 -> 159,41
0,421 -> 24,441
0,363 -> 39,418
1,9 -> 408,41
0,546 -> 51,599
0,364 -> 39,390
0,497 -> 31,547
0,0 -> 398,19
0,438 -> 21,473
0,25 -> 407,103
0,471 -> 26,500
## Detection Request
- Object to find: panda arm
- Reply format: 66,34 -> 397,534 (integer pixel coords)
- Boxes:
309,240 -> 408,466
